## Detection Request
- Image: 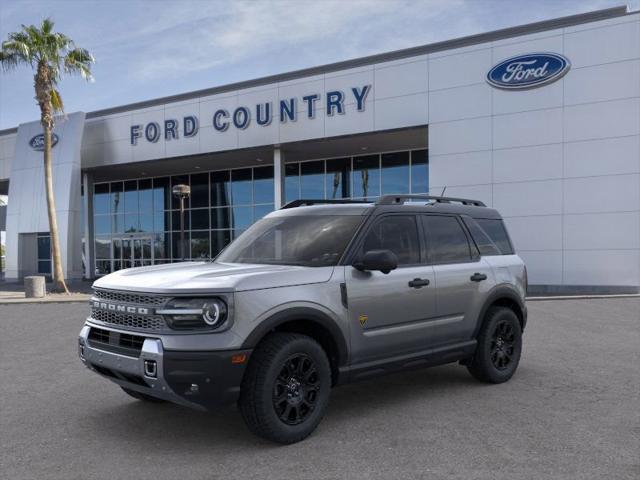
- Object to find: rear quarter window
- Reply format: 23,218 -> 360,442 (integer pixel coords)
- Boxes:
469,218 -> 514,255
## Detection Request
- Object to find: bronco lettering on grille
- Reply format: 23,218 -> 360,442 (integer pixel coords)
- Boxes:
93,301 -> 151,315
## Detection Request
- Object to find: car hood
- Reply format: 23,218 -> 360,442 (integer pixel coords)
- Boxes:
92,262 -> 335,294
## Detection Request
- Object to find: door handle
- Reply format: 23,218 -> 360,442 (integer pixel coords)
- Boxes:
408,278 -> 430,288
470,272 -> 487,282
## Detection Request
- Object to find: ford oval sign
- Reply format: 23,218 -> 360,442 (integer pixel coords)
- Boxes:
29,133 -> 59,151
487,53 -> 570,90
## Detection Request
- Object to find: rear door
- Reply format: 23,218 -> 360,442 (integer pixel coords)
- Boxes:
345,214 -> 437,364
421,214 -> 495,345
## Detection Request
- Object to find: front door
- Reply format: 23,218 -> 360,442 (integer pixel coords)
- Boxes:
113,235 -> 153,271
345,214 -> 437,364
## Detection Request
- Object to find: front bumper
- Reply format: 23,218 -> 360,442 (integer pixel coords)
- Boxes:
78,324 -> 251,410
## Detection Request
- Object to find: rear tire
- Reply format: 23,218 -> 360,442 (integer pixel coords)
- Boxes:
467,307 -> 522,383
239,332 -> 331,444
121,387 -> 165,403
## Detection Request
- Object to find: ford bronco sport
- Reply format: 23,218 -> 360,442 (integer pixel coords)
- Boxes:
79,194 -> 527,444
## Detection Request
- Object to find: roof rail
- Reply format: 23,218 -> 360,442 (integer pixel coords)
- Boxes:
281,199 -> 372,209
376,194 -> 486,207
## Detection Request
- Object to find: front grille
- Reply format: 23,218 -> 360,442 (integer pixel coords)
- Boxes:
93,288 -> 167,306
90,307 -> 166,332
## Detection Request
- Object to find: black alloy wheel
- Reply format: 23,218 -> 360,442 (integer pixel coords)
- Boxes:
273,353 -> 321,425
490,319 -> 516,370
467,306 -> 522,383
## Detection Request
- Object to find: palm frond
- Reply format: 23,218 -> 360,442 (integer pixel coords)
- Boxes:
64,47 -> 94,81
50,88 -> 64,113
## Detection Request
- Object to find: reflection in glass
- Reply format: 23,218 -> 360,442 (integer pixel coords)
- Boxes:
94,184 -> 110,214
232,206 -> 252,229
301,161 -> 324,199
254,204 -> 274,221
231,169 -> 252,205
154,211 -> 169,232
211,230 -> 232,256
285,164 -> 300,203
352,155 -> 380,199
411,149 -> 429,193
381,151 -> 410,194
190,173 -> 209,208
94,215 -> 110,235
124,180 -> 138,212
153,177 -> 170,211
138,179 -> 153,211
153,233 -> 168,259
124,213 -> 139,232
172,210 -> 190,231
139,213 -> 153,232
253,166 -> 274,204
326,158 -> 350,199
37,235 -> 51,260
95,237 -> 111,259
190,231 -> 210,259
211,207 -> 231,230
211,171 -> 231,207
111,182 -> 123,216
191,208 -> 209,230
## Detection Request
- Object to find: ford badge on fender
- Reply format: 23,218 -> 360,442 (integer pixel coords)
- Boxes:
487,53 -> 570,90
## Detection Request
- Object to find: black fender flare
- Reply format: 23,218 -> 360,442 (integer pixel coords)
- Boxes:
473,285 -> 527,337
241,307 -> 349,367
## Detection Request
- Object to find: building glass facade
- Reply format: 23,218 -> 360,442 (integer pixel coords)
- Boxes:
92,148 -> 428,275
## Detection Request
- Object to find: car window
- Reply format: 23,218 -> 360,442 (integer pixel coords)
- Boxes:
462,217 -> 501,256
361,215 -> 420,265
422,215 -> 472,264
475,218 -> 514,255
216,215 -> 363,267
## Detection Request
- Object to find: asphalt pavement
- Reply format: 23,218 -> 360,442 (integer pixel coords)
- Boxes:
1,298 -> 638,480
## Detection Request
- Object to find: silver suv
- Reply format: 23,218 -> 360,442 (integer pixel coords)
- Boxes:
78,195 -> 527,444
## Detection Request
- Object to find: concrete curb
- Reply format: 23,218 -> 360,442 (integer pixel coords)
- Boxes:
526,294 -> 640,301
0,294 -> 91,304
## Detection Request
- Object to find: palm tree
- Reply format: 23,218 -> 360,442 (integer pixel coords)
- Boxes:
0,18 -> 94,293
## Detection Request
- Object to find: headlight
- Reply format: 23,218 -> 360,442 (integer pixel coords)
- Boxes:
158,297 -> 228,330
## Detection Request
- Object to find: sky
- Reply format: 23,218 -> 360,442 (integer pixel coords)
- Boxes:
0,0 -> 636,130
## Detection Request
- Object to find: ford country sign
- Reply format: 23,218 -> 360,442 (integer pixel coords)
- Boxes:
29,133 -> 59,151
487,53 -> 570,90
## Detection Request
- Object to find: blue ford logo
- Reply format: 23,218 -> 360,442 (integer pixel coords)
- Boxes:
487,53 -> 570,90
29,133 -> 59,151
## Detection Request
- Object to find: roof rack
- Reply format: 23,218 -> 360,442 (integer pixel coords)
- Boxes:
376,194 -> 486,207
281,199 -> 372,209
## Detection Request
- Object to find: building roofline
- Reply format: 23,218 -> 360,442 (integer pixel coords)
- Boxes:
0,5 -> 631,135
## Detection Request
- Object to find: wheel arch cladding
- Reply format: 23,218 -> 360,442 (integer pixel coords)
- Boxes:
475,286 -> 526,337
242,307 -> 348,386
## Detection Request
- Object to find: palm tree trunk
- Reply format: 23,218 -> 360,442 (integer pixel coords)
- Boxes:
43,122 -> 69,293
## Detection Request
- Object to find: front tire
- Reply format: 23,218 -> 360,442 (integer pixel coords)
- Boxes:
467,307 -> 522,383
239,333 -> 331,444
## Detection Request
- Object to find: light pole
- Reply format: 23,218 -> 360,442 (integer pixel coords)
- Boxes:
172,184 -> 191,261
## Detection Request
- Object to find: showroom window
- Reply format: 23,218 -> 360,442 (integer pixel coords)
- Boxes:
285,149 -> 428,203
93,165 -> 274,275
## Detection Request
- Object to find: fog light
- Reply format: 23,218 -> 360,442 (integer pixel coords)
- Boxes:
78,339 -> 85,360
144,360 -> 157,378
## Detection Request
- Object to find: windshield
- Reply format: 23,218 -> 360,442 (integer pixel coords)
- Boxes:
216,215 -> 363,267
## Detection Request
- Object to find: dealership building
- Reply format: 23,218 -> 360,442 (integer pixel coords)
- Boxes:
0,5 -> 639,293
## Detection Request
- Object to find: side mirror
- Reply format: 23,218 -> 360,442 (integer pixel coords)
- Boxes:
353,249 -> 398,274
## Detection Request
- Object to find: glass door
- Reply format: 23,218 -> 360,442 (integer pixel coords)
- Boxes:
112,235 -> 154,271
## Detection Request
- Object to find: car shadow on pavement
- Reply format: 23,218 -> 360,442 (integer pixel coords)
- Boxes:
83,363 -> 496,449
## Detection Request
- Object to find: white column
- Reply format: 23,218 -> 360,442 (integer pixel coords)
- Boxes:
82,172 -> 94,279
273,147 -> 286,208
